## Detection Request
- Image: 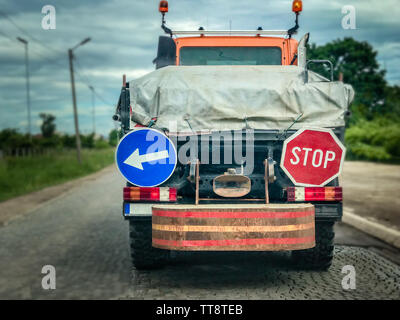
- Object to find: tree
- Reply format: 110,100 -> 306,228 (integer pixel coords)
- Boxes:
39,113 -> 56,138
81,133 -> 95,148
108,129 -> 119,147
61,134 -> 76,148
307,38 -> 387,120
384,85 -> 400,118
0,129 -> 31,150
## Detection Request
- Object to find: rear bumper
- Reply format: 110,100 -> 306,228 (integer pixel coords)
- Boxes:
151,203 -> 316,251
123,201 -> 342,222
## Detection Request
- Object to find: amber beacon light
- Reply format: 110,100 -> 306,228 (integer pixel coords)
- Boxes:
292,0 -> 303,13
159,0 -> 169,13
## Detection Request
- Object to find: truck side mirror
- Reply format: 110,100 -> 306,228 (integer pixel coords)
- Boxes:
153,36 -> 176,69
304,59 -> 333,83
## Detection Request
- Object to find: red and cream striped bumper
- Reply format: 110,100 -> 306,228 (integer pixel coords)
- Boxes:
151,204 -> 315,251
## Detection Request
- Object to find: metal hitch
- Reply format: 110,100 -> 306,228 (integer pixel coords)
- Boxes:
213,168 -> 251,198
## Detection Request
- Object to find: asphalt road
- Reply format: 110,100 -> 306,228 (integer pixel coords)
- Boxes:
341,161 -> 400,230
0,166 -> 399,300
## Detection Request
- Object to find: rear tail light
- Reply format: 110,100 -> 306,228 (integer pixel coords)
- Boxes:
123,187 -> 177,202
287,187 -> 342,202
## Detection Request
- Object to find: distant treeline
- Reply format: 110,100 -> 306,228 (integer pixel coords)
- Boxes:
0,127 -> 119,157
0,112 -> 120,157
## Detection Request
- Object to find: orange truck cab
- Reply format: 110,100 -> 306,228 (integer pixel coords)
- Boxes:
153,0 -> 303,69
175,36 -> 298,66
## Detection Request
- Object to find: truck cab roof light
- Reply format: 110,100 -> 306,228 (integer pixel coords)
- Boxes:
292,0 -> 303,13
159,1 -> 169,13
288,0 -> 302,37
159,1 -> 172,36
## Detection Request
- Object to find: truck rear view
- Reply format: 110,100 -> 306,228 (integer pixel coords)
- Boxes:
113,1 -> 354,270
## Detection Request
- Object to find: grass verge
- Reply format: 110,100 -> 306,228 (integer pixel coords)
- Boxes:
0,148 -> 114,202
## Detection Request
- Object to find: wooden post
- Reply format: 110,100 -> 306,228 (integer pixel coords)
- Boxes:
195,160 -> 200,205
68,49 -> 82,164
264,159 -> 269,204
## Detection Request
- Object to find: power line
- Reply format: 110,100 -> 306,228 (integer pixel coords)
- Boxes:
1,28 -> 110,107
73,57 -> 92,84
0,9 -> 67,67
93,87 -> 115,107
0,10 -> 114,110
75,68 -> 114,106
0,9 -> 64,55
26,46 -> 66,67
0,30 -> 14,42
0,27 -> 66,68
74,56 -> 114,106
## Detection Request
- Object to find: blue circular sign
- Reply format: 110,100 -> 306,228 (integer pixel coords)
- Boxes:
115,128 -> 177,187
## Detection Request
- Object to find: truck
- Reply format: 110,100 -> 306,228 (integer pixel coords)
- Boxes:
113,1 -> 354,270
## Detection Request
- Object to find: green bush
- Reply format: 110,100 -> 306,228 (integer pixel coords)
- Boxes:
0,129 -> 33,150
61,134 -> 76,148
384,131 -> 400,158
81,133 -> 95,148
345,117 -> 400,162
109,129 -> 119,147
38,135 -> 63,149
346,142 -> 391,161
94,138 -> 110,149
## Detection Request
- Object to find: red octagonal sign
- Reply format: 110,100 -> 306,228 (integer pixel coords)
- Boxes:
280,128 -> 346,187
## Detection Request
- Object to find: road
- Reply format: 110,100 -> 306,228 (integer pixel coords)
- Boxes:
341,161 -> 400,230
0,165 -> 399,300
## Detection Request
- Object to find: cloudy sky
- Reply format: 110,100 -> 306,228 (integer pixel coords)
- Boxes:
0,0 -> 399,137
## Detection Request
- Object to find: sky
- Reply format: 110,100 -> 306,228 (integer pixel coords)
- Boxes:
0,0 -> 399,137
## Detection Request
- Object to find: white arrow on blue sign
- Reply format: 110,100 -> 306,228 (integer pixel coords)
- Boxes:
115,128 -> 177,187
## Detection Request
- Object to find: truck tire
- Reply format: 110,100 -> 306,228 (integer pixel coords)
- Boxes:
129,220 -> 168,270
292,222 -> 335,270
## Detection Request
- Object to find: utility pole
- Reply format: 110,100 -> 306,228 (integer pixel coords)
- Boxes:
88,85 -> 95,135
17,37 -> 31,140
68,37 -> 91,164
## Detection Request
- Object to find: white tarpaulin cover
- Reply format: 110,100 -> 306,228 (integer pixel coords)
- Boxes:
129,66 -> 354,132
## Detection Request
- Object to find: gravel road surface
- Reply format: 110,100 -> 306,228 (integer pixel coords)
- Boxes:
0,164 -> 399,300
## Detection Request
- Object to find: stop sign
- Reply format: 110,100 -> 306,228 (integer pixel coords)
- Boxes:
280,128 -> 346,187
